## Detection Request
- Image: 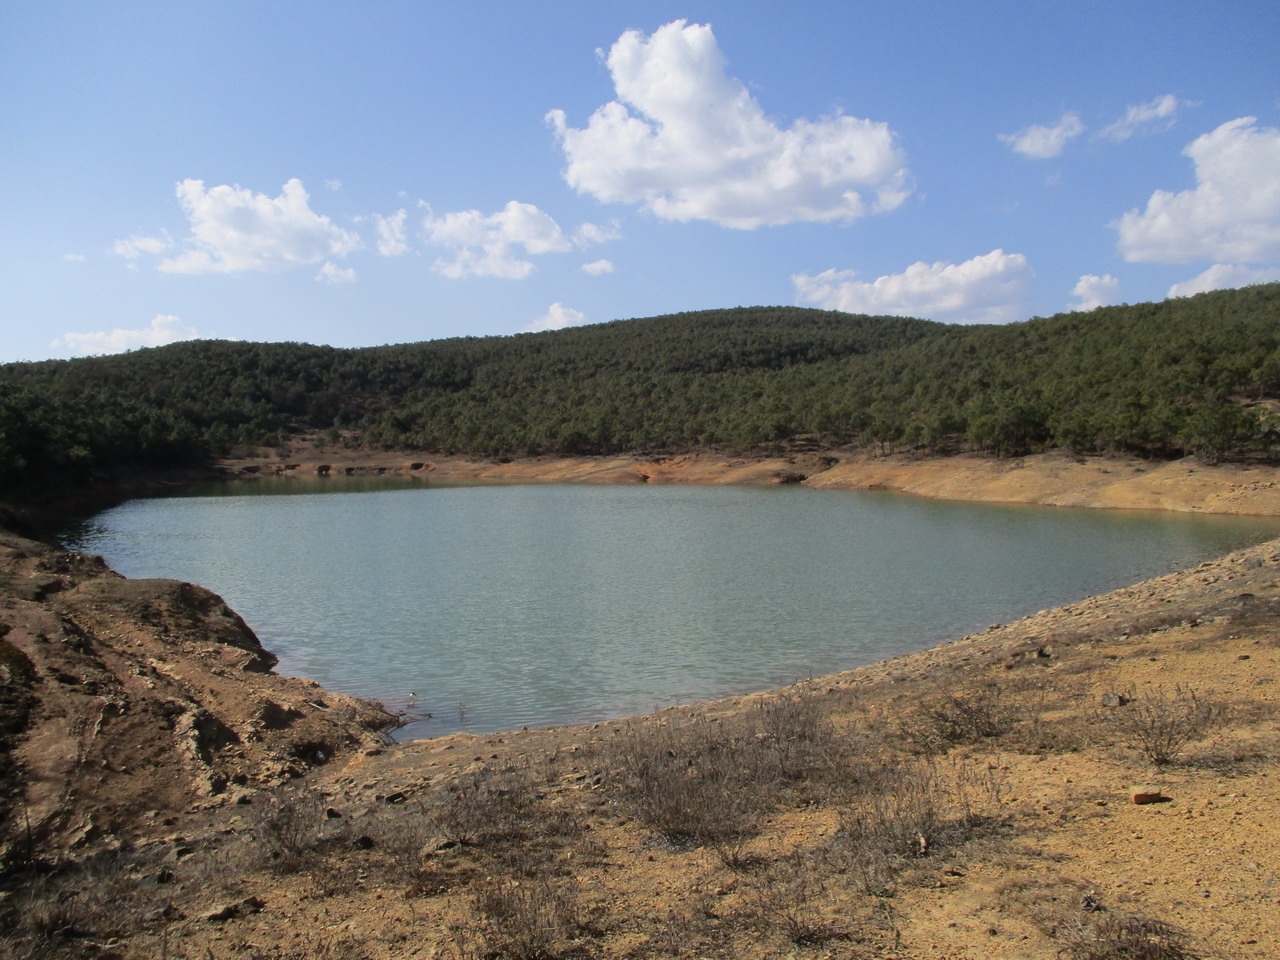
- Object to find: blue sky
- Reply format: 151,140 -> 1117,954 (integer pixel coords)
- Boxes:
3,1 -> 1279,362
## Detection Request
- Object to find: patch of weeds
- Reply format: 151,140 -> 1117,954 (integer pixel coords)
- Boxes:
747,851 -> 847,947
0,848 -> 170,958
1056,912 -> 1198,960
430,768 -> 537,847
648,890 -> 727,957
834,757 -> 1004,895
603,718 -> 763,855
896,680 -> 1022,754
750,688 -> 844,785
248,783 -> 329,874
471,875 -> 585,960
1107,686 -> 1227,766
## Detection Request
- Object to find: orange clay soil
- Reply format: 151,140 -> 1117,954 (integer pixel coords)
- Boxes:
2,448 -> 1279,959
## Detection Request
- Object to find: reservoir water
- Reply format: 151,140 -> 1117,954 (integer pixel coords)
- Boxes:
65,480 -> 1280,739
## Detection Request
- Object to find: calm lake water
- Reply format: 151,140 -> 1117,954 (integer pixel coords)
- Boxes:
65,480 -> 1280,739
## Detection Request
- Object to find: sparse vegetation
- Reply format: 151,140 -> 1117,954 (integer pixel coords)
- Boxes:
1057,912 -> 1197,960
1108,685 -> 1228,766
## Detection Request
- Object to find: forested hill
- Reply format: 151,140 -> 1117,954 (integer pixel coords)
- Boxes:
2,284 -> 1280,500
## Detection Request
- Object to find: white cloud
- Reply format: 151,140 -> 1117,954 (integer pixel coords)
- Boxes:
316,261 -> 356,283
374,208 -> 410,256
546,19 -> 911,229
572,220 -> 621,248
151,178 -> 360,274
325,179 -> 343,191
423,200 -> 572,279
1068,273 -> 1120,311
1099,94 -> 1184,142
581,259 -> 615,275
792,249 -> 1033,324
1167,263 -> 1280,298
112,233 -> 171,259
63,253 -> 86,263
998,112 -> 1085,158
527,302 -> 587,333
1114,118 -> 1280,264
51,314 -> 199,357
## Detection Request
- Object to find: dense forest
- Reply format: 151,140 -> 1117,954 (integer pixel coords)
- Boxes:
2,283 -> 1279,501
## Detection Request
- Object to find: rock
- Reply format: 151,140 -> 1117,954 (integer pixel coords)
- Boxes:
1130,786 -> 1165,804
1101,692 -> 1132,708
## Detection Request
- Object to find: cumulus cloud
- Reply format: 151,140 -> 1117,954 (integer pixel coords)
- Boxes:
51,314 -> 199,357
792,249 -> 1033,325
581,259 -> 615,275
374,209 -> 410,256
1114,118 -> 1280,264
998,112 -> 1085,158
1099,94 -> 1185,142
1068,273 -> 1120,311
1167,263 -> 1280,298
423,200 -> 572,279
527,302 -> 587,333
546,19 -> 911,229
147,178 -> 360,274
316,261 -> 356,283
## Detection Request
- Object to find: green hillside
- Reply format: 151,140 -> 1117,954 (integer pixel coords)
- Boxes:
3,284 -> 1279,501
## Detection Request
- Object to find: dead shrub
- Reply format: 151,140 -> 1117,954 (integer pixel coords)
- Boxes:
1056,912 -> 1197,960
249,784 -> 329,874
748,851 -> 847,947
429,768 -> 537,847
471,876 -> 584,960
897,681 -> 1022,754
835,757 -> 1002,895
603,718 -> 763,855
1108,686 -> 1227,766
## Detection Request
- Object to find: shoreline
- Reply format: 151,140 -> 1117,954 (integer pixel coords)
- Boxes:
214,444 -> 1280,517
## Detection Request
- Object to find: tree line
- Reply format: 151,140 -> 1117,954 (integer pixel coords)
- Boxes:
2,284 -> 1279,501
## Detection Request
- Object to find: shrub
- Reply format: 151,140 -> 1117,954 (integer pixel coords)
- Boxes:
1057,912 -> 1197,960
1109,686 -> 1227,766
471,876 -> 584,960
897,681 -> 1021,754
603,718 -> 763,855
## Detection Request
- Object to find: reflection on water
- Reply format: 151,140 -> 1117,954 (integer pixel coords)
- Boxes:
66,481 -> 1280,739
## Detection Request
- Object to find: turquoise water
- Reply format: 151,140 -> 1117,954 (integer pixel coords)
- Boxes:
65,481 -> 1279,738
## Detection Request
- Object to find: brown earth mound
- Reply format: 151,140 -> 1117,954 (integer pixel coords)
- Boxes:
0,530 -> 393,858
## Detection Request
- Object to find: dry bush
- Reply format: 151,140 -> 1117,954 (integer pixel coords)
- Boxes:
603,718 -> 764,856
248,783 -> 330,874
834,757 -> 1003,895
470,876 -> 585,960
1107,686 -> 1227,766
1056,912 -> 1197,960
747,850 -> 847,947
896,681 -> 1023,754
0,849 -> 170,958
429,768 -> 538,847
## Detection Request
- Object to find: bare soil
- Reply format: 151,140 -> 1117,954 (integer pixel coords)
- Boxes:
3,450 -> 1280,959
